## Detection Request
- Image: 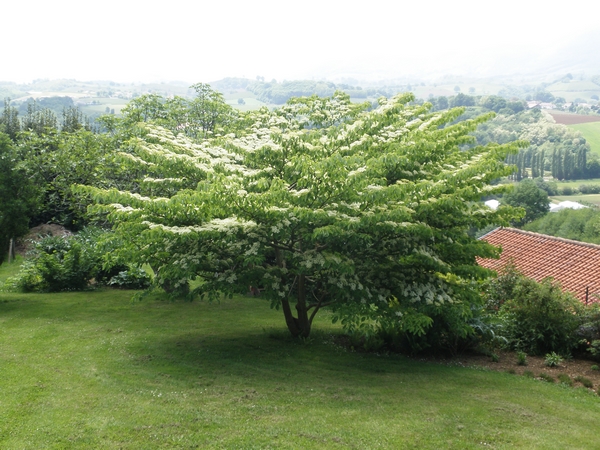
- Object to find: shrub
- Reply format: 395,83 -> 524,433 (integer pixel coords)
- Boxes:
578,184 -> 600,195
545,352 -> 564,367
497,275 -> 582,355
592,365 -> 599,371
578,304 -> 600,360
107,268 -> 152,290
4,227 -> 129,292
6,234 -> 99,292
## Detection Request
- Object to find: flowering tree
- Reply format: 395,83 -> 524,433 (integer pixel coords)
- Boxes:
81,92 -> 521,338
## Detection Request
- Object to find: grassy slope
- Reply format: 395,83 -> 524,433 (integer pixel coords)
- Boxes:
1,288 -> 600,449
570,122 -> 600,156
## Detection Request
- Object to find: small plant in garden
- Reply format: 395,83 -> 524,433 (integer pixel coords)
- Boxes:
506,368 -> 516,374
592,365 -> 599,371
574,376 -> 593,389
523,371 -> 535,378
557,374 -> 573,386
490,353 -> 499,363
538,373 -> 555,383
516,351 -> 527,366
545,352 -> 563,367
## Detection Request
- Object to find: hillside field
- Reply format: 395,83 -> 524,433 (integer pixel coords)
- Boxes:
1,272 -> 600,448
569,121 -> 600,156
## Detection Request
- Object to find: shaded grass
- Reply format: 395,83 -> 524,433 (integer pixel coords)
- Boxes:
0,256 -> 24,284
1,291 -> 600,448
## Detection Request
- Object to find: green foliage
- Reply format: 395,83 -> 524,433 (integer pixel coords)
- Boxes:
0,133 -> 38,263
591,365 -> 599,371
78,90 -> 522,339
4,227 -> 145,292
7,235 -> 96,292
557,373 -> 573,386
502,179 -> 550,225
538,372 -> 555,382
574,375 -> 593,388
489,266 -> 582,355
545,352 -> 564,367
524,207 -> 600,244
516,350 -> 528,366
14,128 -> 119,228
106,267 -> 151,289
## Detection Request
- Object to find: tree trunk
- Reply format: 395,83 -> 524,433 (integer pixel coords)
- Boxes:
8,238 -> 15,263
281,274 -> 312,338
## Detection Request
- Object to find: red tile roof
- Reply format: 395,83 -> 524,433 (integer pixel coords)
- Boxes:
478,227 -> 600,304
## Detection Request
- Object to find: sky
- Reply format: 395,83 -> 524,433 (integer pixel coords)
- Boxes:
2,0 -> 599,84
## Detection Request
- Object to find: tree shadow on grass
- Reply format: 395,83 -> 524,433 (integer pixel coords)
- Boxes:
123,326 -> 424,388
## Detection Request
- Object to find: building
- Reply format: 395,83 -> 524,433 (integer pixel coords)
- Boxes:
478,227 -> 600,304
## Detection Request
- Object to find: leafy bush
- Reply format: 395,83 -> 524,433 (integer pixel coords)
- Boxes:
578,184 -> 600,195
6,233 -> 100,292
516,351 -> 528,366
545,352 -> 563,367
496,275 -> 582,356
560,186 -> 577,196
4,227 -> 150,292
577,304 -> 600,360
107,268 -> 151,290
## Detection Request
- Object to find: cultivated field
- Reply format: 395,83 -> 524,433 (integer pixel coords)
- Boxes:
549,112 -> 600,125
1,277 -> 600,448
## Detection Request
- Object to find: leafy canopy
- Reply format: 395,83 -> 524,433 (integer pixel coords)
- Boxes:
80,92 -> 522,337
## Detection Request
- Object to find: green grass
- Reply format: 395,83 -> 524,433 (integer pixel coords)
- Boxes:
553,178 -> 600,189
1,289 -> 600,448
547,80 -> 600,102
569,122 -> 600,156
0,257 -> 24,283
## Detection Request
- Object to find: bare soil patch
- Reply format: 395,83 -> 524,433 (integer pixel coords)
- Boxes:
549,112 -> 600,125
421,350 -> 600,392
16,223 -> 72,256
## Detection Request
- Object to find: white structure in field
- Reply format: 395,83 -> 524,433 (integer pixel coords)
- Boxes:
484,199 -> 587,212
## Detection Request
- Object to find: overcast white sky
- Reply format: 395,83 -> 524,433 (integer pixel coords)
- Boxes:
2,0 -> 598,84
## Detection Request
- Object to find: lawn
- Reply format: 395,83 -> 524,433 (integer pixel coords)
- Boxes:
1,277 -> 600,448
569,122 -> 600,156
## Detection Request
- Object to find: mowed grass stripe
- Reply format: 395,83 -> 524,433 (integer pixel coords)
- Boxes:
1,290 -> 600,449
